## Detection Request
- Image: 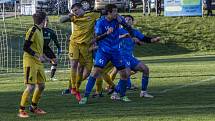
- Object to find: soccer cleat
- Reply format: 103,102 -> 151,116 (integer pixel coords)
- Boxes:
61,88 -> 71,95
71,88 -> 77,95
75,92 -> 82,102
79,97 -> 88,104
50,77 -> 58,81
17,110 -> 29,118
110,92 -> 120,100
121,96 -> 131,102
140,91 -> 154,98
92,92 -> 104,98
29,106 -> 47,115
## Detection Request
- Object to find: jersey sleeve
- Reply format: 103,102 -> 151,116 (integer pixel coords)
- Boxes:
23,27 -> 37,56
134,29 -> 145,40
94,20 -> 103,36
51,31 -> 61,49
25,27 -> 37,42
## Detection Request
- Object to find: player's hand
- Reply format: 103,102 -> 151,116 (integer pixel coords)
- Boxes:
106,27 -> 113,35
57,48 -> 62,56
151,37 -> 160,43
38,55 -> 46,63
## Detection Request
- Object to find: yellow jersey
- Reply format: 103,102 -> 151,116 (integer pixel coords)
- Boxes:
70,12 -> 100,44
23,24 -> 44,66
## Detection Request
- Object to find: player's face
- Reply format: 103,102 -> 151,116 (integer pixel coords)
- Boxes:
40,19 -> 46,28
72,6 -> 84,17
108,8 -> 118,19
125,17 -> 133,26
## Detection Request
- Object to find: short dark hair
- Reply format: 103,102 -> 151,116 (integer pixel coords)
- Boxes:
32,11 -> 46,25
123,15 -> 134,21
105,4 -> 117,13
71,3 -> 83,9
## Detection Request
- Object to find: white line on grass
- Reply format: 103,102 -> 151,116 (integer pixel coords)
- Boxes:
159,76 -> 215,94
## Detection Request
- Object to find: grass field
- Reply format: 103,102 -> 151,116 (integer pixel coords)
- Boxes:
1,52 -> 215,121
1,11 -> 215,120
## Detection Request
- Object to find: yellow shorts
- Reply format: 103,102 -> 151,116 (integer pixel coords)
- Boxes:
69,41 -> 93,71
23,65 -> 46,84
102,62 -> 114,74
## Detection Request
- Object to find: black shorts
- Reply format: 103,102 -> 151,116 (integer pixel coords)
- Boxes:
44,47 -> 56,59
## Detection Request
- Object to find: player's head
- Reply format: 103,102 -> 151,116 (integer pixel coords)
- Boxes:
123,15 -> 134,26
71,3 -> 85,17
44,16 -> 49,28
32,11 -> 47,27
105,4 -> 118,20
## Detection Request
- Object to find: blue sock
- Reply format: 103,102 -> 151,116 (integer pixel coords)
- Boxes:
118,79 -> 127,97
142,75 -> 149,91
84,76 -> 96,97
114,81 -> 120,93
127,77 -> 131,89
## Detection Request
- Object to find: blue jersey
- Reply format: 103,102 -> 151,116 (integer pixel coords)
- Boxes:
119,28 -> 135,56
132,28 -> 145,40
119,28 -> 145,56
95,17 -> 122,53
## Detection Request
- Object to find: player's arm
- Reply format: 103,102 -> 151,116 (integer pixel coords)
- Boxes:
95,27 -> 113,41
23,27 -> 37,57
59,13 -> 74,23
135,30 -> 160,43
93,20 -> 113,42
51,31 -> 62,55
23,27 -> 45,61
116,15 -> 134,36
51,31 -> 61,49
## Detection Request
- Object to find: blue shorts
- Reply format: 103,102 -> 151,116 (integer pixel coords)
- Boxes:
124,55 -> 140,70
94,49 -> 126,70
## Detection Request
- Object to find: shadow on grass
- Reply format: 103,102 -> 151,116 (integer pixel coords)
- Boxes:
140,55 -> 215,64
134,43 -> 193,57
1,83 -> 215,121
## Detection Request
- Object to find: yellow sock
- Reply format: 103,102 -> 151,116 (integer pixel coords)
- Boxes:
103,73 -> 115,88
76,74 -> 83,92
109,72 -> 117,82
96,77 -> 103,93
70,68 -> 77,89
68,80 -> 72,89
31,88 -> 42,107
19,88 -> 30,111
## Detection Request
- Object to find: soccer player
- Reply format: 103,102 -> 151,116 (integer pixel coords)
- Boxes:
18,11 -> 47,118
111,15 -> 160,100
43,17 -> 62,81
60,3 -> 101,101
79,4 -> 133,104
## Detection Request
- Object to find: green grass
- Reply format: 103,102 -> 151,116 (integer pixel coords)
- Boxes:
1,52 -> 215,121
1,13 -> 215,120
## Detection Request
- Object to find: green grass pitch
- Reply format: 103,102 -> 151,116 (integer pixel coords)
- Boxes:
1,52 -> 215,121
